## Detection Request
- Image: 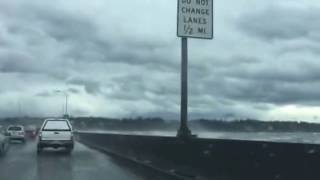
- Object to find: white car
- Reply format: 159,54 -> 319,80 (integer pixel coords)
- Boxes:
6,125 -> 26,143
37,118 -> 74,153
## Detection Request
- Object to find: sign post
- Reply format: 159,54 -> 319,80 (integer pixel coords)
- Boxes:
177,37 -> 191,139
177,0 -> 213,139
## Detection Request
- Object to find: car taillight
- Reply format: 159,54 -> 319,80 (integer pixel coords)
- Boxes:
38,132 -> 42,140
70,132 -> 74,140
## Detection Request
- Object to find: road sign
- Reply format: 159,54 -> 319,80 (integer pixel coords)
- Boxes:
177,0 -> 213,39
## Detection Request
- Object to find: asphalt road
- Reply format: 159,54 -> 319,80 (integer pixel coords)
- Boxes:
0,140 -> 173,180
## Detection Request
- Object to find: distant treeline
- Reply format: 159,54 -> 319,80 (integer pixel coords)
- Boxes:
1,117 -> 320,132
70,117 -> 174,131
70,117 -> 320,132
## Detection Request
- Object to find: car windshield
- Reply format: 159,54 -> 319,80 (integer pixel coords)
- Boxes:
8,127 -> 22,131
0,1 -> 320,180
43,121 -> 70,131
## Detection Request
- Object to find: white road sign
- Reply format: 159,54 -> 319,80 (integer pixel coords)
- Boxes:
177,0 -> 213,39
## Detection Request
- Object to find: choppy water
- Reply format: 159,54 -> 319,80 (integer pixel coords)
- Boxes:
80,130 -> 320,144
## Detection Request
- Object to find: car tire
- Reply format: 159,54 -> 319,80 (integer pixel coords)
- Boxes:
21,139 -> 26,144
65,147 -> 73,154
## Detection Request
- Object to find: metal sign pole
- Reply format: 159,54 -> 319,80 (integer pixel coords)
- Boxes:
177,37 -> 192,139
176,0 -> 213,139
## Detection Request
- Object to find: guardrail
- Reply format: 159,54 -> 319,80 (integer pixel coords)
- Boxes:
76,131 -> 320,180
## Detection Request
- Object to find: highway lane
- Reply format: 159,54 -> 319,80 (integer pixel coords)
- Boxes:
0,140 -> 173,180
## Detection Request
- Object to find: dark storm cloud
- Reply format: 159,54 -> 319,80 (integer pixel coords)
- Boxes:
35,91 -> 51,97
0,51 -> 70,80
0,0 -> 184,118
108,75 -> 145,100
35,88 -> 80,97
203,69 -> 320,106
189,51 -> 320,107
0,2 -> 99,43
39,7 -> 177,69
0,0 -> 179,85
64,36 -> 176,72
67,88 -> 80,94
67,78 -> 101,95
2,0 -> 320,120
276,40 -> 320,56
106,75 -> 168,101
0,52 -> 36,73
222,61 -> 320,84
38,11 -> 97,42
238,6 -> 320,42
105,73 -> 181,115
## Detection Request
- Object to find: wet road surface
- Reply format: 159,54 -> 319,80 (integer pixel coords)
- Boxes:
0,140 -> 172,180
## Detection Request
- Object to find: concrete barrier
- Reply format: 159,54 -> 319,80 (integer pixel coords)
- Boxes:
76,132 -> 320,180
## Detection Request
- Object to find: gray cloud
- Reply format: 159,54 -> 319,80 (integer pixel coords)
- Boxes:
35,88 -> 80,98
0,52 -> 36,73
35,91 -> 51,97
1,0 -> 320,121
67,88 -> 80,94
238,6 -> 320,42
67,78 -> 101,95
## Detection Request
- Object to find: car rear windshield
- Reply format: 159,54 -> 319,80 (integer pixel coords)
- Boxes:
8,127 -> 22,131
42,121 -> 71,131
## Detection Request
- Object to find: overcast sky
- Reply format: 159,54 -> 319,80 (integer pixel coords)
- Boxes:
1,0 -> 320,121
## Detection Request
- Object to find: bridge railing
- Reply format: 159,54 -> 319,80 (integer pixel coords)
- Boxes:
76,131 -> 320,180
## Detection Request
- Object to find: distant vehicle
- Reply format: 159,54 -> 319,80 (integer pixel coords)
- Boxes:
25,125 -> 37,139
6,125 -> 26,143
37,118 -> 74,153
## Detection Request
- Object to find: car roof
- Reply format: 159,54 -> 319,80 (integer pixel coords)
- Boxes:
44,118 -> 69,121
7,125 -> 24,128
42,119 -> 71,127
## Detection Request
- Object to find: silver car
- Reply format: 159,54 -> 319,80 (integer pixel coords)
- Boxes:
6,125 -> 26,143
